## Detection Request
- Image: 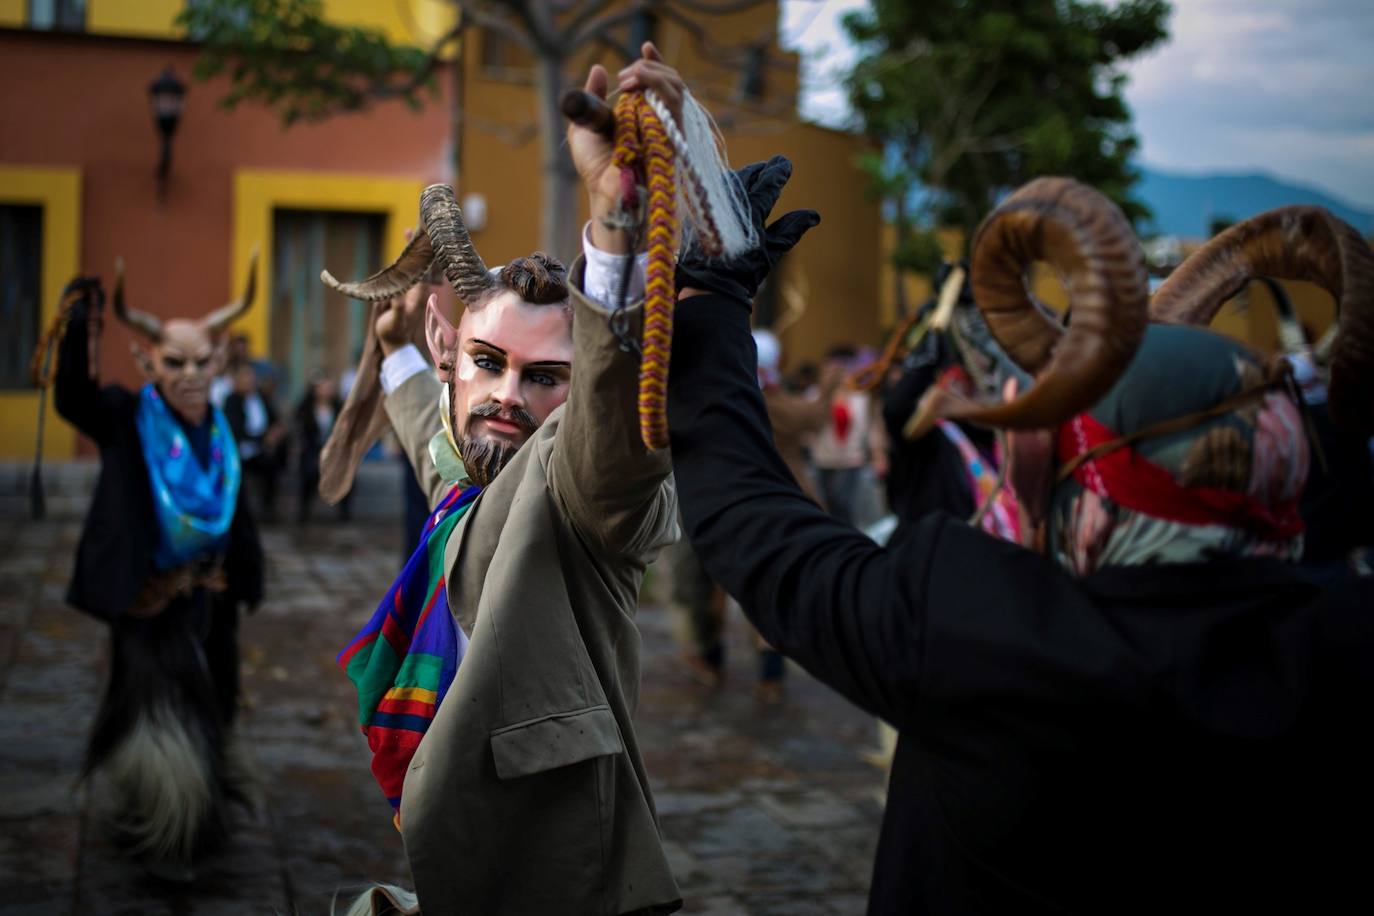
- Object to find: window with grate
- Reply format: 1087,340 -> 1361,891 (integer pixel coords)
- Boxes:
0,205 -> 43,389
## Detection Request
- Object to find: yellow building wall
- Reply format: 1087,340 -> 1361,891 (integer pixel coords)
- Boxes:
86,0 -> 183,38
321,0 -> 456,47
74,0 -> 456,43
0,166 -> 82,460
0,0 -> 24,28
231,170 -> 425,354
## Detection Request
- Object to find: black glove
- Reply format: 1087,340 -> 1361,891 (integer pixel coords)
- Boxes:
675,155 -> 820,308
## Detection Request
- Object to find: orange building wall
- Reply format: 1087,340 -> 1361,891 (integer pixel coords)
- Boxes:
0,31 -> 454,454
1,6 -> 881,455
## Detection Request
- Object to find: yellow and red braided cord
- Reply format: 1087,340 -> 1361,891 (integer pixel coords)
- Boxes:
613,92 -> 680,450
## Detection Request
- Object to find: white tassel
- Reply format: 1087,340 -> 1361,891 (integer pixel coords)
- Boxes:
334,883 -> 422,916
101,705 -> 215,862
644,88 -> 758,260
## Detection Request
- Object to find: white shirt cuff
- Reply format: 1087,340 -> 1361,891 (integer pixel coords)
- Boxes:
380,343 -> 430,395
581,222 -> 649,309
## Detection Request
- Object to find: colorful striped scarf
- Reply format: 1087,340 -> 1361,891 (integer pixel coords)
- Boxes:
338,483 -> 480,820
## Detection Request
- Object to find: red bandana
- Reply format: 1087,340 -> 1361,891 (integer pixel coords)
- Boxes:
1056,413 -> 1304,540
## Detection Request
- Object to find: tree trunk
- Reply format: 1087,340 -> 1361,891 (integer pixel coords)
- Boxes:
536,54 -> 580,261
892,192 -> 910,317
449,30 -> 465,189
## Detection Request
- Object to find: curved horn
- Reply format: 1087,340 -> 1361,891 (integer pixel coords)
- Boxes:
420,184 -> 496,304
203,246 -> 259,333
321,229 -> 436,302
914,177 -> 1149,434
111,257 -> 163,342
1150,206 -> 1374,432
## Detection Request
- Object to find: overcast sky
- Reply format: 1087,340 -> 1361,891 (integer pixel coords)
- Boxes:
780,0 -> 1374,210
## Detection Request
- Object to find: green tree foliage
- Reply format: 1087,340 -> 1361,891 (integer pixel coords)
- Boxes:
178,0 -> 447,126
844,0 -> 1171,254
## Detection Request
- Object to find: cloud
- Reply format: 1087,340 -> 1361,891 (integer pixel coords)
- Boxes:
782,0 -> 1374,209
779,0 -> 868,128
1122,0 -> 1374,207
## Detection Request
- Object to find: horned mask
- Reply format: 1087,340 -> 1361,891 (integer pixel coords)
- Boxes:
909,178 -> 1373,436
113,251 -> 258,426
908,177 -> 1372,537
318,185 -> 520,501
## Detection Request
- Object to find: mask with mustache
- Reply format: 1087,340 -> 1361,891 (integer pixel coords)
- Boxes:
455,392 -> 539,487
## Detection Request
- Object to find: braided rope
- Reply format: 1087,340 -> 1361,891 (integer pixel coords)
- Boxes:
613,91 -> 682,450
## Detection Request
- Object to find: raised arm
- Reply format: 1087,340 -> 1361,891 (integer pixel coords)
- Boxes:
547,268 -> 674,558
544,45 -> 688,557
668,290 -> 931,726
382,355 -> 448,510
53,288 -> 122,444
374,281 -> 449,510
665,157 -> 934,726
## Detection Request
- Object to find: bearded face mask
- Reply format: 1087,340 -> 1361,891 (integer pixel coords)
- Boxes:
320,185 -> 575,493
114,252 -> 258,425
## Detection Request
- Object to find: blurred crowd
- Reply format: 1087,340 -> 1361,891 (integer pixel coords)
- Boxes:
208,333 -> 351,526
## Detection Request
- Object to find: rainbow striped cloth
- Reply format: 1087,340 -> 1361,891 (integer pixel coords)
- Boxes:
338,483 -> 481,819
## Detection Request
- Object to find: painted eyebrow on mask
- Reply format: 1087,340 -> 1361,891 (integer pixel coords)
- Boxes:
470,338 -> 570,370
468,338 -> 506,356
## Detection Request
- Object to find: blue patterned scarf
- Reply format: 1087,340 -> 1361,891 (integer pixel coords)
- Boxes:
134,383 -> 241,570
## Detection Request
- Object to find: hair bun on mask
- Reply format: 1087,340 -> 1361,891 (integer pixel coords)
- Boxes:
499,253 -> 568,305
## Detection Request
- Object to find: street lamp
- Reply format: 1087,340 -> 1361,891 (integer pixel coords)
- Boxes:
148,67 -> 186,199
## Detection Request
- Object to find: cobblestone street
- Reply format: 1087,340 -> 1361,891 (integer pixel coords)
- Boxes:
0,515 -> 885,915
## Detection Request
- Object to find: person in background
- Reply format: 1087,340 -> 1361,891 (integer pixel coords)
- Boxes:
756,329 -> 839,506
224,363 -> 285,521
661,329 -> 840,698
811,344 -> 875,526
667,174 -> 1374,913
786,362 -> 819,394
50,266 -> 262,881
294,369 -> 349,524
209,332 -> 250,408
1276,300 -> 1374,582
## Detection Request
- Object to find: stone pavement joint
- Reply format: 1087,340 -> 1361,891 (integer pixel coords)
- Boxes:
0,518 -> 883,914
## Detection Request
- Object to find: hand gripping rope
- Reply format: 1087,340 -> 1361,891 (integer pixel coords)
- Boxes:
564,87 -> 724,451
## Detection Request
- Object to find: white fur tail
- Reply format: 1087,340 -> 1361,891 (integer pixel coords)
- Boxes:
101,706 -> 215,862
335,883 -> 421,916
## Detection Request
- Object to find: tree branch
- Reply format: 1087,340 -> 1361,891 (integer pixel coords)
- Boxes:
561,0 -> 622,45
450,0 -> 536,53
565,0 -> 656,51
369,23 -> 463,99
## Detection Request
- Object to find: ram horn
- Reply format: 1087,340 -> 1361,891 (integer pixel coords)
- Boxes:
321,230 -> 437,303
1150,205 -> 1374,432
908,177 -> 1149,436
420,183 -> 496,305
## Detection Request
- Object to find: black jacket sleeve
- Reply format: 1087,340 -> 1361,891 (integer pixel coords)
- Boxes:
667,293 -> 937,726
53,295 -> 123,444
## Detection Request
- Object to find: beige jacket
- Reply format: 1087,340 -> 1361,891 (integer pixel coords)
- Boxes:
383,266 -> 682,915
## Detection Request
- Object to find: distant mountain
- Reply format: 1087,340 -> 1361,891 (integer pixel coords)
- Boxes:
1135,168 -> 1374,239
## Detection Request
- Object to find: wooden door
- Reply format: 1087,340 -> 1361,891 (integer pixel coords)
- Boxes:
270,209 -> 384,405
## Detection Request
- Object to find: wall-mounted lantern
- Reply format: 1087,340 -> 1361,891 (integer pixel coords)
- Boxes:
148,67 -> 186,199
